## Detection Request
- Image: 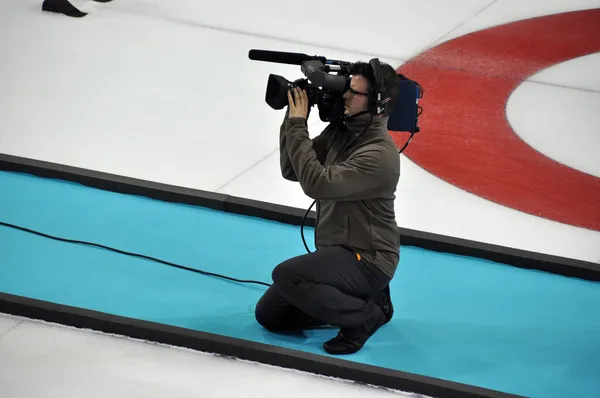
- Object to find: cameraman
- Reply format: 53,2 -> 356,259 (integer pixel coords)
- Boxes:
255,61 -> 401,355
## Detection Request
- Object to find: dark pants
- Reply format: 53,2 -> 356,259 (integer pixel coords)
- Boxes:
255,246 -> 391,331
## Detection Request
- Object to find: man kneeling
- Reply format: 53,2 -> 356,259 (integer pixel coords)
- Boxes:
255,60 -> 401,355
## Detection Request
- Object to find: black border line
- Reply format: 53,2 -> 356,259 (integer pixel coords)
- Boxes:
0,152 -> 596,398
0,293 -> 525,398
1,152 -> 598,281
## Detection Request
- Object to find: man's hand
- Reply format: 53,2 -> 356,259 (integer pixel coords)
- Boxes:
287,87 -> 309,119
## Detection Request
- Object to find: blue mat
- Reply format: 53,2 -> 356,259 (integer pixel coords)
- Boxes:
1,170 -> 599,398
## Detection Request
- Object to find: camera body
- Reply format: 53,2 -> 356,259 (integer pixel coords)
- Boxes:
249,49 -> 423,132
265,59 -> 354,123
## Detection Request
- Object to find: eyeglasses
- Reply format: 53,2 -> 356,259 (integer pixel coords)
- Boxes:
347,87 -> 369,97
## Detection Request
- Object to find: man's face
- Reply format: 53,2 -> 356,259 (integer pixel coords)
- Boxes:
343,75 -> 369,115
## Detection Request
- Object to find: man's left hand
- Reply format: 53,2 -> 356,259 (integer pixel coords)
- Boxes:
287,87 -> 309,119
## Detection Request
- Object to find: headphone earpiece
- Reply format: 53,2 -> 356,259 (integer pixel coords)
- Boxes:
368,58 -> 390,115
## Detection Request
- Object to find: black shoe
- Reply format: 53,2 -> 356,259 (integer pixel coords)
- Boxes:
322,311 -> 386,355
42,0 -> 87,17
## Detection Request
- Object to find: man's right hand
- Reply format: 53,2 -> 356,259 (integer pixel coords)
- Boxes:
287,88 -> 309,120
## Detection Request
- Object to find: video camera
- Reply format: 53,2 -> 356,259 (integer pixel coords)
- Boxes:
248,49 -> 423,133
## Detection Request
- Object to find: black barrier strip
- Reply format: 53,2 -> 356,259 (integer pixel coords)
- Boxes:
1,152 -> 598,282
0,153 -> 230,211
0,293 -> 526,398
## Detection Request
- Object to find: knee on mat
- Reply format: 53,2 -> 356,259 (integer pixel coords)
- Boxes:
254,303 -> 281,331
254,291 -> 279,330
254,307 -> 269,328
254,299 -> 269,326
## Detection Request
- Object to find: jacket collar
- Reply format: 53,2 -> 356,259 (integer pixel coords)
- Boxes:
341,112 -> 389,138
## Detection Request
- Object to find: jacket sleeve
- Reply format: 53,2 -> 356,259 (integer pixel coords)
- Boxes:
283,117 -> 394,201
279,110 -> 330,182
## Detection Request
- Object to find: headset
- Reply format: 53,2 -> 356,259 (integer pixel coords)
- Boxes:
364,57 -> 423,135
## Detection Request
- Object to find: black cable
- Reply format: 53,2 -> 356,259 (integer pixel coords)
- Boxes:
396,132 -> 416,153
0,133 -> 415,288
300,200 -> 316,253
0,221 -> 271,288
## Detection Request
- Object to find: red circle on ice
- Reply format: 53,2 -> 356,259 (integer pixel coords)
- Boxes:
391,9 -> 600,232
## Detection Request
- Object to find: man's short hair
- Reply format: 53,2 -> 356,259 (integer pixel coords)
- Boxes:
349,61 -> 400,116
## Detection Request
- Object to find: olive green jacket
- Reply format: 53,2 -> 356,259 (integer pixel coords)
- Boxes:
279,111 -> 401,278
